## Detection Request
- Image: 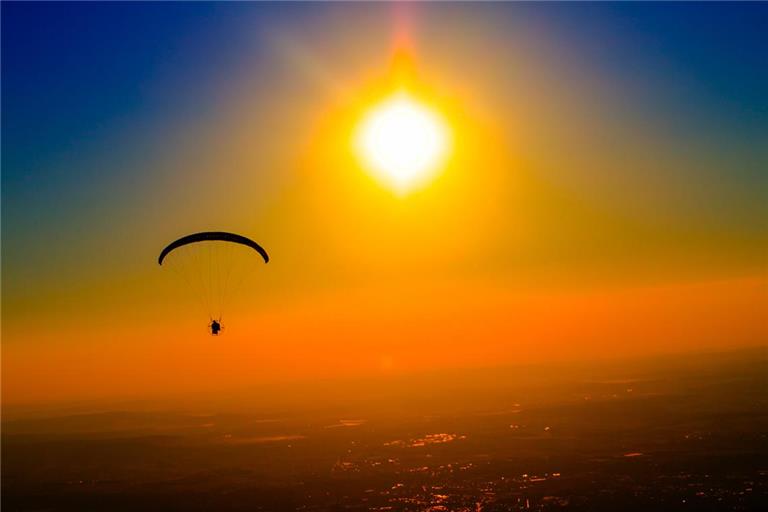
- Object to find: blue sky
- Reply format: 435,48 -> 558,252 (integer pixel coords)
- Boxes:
2,1 -> 766,306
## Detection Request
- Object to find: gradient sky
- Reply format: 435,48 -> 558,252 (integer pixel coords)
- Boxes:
2,2 -> 766,405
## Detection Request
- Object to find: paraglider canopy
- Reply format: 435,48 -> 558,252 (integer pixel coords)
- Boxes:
158,231 -> 269,265
158,231 -> 269,325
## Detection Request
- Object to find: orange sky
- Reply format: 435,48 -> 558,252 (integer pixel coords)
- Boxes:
3,4 -> 766,407
4,275 -> 765,405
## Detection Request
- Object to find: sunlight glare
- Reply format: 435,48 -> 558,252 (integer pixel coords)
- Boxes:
355,92 -> 449,194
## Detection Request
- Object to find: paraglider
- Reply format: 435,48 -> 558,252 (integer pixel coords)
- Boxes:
158,232 -> 268,334
209,318 -> 222,336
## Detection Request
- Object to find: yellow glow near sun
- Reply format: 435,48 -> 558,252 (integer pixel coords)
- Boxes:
355,92 -> 450,194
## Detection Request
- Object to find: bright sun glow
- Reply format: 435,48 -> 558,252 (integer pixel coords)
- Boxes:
355,93 -> 449,194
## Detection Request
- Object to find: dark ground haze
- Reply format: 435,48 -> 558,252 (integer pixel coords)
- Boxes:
3,347 -> 766,511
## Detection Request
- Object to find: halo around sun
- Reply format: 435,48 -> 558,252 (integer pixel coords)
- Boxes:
355,92 -> 450,194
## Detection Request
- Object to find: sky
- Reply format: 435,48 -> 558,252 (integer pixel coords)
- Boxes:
2,2 -> 766,406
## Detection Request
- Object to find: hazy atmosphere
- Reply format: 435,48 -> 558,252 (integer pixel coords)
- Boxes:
2,2 -> 766,511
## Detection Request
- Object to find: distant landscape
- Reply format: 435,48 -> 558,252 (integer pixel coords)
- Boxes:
4,347 -> 765,511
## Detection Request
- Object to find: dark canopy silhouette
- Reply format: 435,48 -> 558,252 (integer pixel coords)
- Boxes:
158,232 -> 269,265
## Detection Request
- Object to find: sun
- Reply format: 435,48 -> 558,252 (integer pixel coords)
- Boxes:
355,92 -> 450,194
